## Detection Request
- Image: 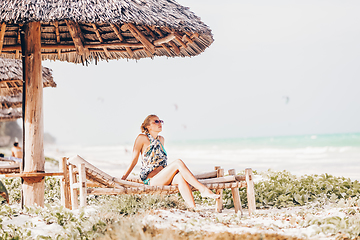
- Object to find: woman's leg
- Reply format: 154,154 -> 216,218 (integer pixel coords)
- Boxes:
171,173 -> 195,208
150,159 -> 217,197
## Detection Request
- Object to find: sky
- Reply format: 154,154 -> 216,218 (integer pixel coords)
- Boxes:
40,0 -> 360,146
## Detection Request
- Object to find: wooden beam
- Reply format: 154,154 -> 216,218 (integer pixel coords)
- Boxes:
53,21 -> 61,58
153,34 -> 175,46
0,23 -> 6,54
245,168 -> 256,215
148,27 -> 173,55
60,157 -> 71,209
78,163 -> 87,208
110,24 -> 124,41
215,167 -> 224,213
22,22 -> 45,207
65,20 -> 87,55
5,172 -> 63,178
161,43 -> 171,55
125,23 -> 155,54
198,175 -> 235,184
91,23 -> 110,58
194,170 -> 217,179
191,32 -> 199,39
183,35 -> 194,44
15,25 -> 21,59
169,41 -> 180,55
229,169 -> 243,215
69,164 -> 78,210
3,42 -> 145,51
110,24 -> 134,58
173,33 -> 187,49
143,26 -> 156,38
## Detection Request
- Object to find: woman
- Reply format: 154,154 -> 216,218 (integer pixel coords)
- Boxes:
121,114 -> 220,208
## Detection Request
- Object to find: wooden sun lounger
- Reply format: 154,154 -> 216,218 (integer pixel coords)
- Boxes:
60,155 -> 256,215
0,163 -> 20,174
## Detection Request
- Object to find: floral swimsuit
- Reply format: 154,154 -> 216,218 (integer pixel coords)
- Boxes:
140,133 -> 167,184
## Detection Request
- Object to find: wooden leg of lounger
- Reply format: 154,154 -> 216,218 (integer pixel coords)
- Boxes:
228,169 -> 243,216
245,168 -> 256,216
215,166 -> 223,213
78,163 -> 87,208
65,164 -> 72,209
69,165 -> 79,210
59,158 -> 65,207
60,157 -> 71,209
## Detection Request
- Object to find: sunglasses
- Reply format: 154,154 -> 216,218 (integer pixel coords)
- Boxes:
153,120 -> 164,124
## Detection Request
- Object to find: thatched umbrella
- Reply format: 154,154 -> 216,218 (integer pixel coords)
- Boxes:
0,108 -> 22,121
0,57 -> 56,97
0,0 -> 213,207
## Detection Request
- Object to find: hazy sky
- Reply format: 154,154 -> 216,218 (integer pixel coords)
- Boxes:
40,0 -> 360,146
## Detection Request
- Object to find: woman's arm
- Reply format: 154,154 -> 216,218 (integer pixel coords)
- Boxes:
121,135 -> 144,180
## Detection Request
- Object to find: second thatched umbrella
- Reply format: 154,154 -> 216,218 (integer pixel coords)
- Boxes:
0,0 -> 213,207
0,57 -> 56,97
0,57 -> 56,121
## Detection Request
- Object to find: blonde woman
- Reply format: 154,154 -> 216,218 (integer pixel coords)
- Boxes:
121,114 -> 219,208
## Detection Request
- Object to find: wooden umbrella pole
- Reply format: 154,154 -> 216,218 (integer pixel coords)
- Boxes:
21,22 -> 45,207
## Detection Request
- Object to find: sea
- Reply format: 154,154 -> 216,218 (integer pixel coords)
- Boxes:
45,132 -> 360,181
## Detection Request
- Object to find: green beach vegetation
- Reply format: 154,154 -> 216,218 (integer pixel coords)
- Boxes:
0,170 -> 358,239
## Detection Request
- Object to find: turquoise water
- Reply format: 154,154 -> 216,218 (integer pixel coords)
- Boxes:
46,132 -> 360,181
170,132 -> 360,149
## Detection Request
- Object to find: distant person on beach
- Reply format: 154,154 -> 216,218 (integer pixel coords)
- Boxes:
121,114 -> 220,208
11,142 -> 23,159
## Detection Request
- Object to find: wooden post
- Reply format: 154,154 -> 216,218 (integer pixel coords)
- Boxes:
60,157 -> 71,209
69,165 -> 78,210
214,166 -> 223,213
245,168 -> 256,216
78,163 -> 87,208
228,169 -> 243,215
21,22 -> 45,207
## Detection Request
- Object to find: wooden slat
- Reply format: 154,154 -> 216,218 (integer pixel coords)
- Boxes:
53,21 -> 61,58
110,24 -> 134,58
194,170 -> 217,179
91,23 -> 110,58
148,27 -> 173,54
0,23 -> 6,54
125,23 -> 155,54
86,181 -> 247,196
110,24 -> 124,41
65,20 -> 87,55
68,155 -> 125,189
183,35 -> 194,44
174,33 -> 187,48
143,26 -> 156,38
15,25 -> 21,59
198,175 -> 235,184
5,172 -> 64,178
169,41 -> 180,55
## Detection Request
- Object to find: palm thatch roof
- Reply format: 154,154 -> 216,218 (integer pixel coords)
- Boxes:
0,0 -> 213,64
0,94 -> 21,109
0,57 -> 56,96
0,108 -> 21,121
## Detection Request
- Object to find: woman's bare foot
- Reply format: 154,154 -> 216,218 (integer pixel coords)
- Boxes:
200,188 -> 220,199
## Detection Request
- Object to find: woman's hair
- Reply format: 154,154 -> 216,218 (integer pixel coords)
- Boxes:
141,114 -> 158,133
